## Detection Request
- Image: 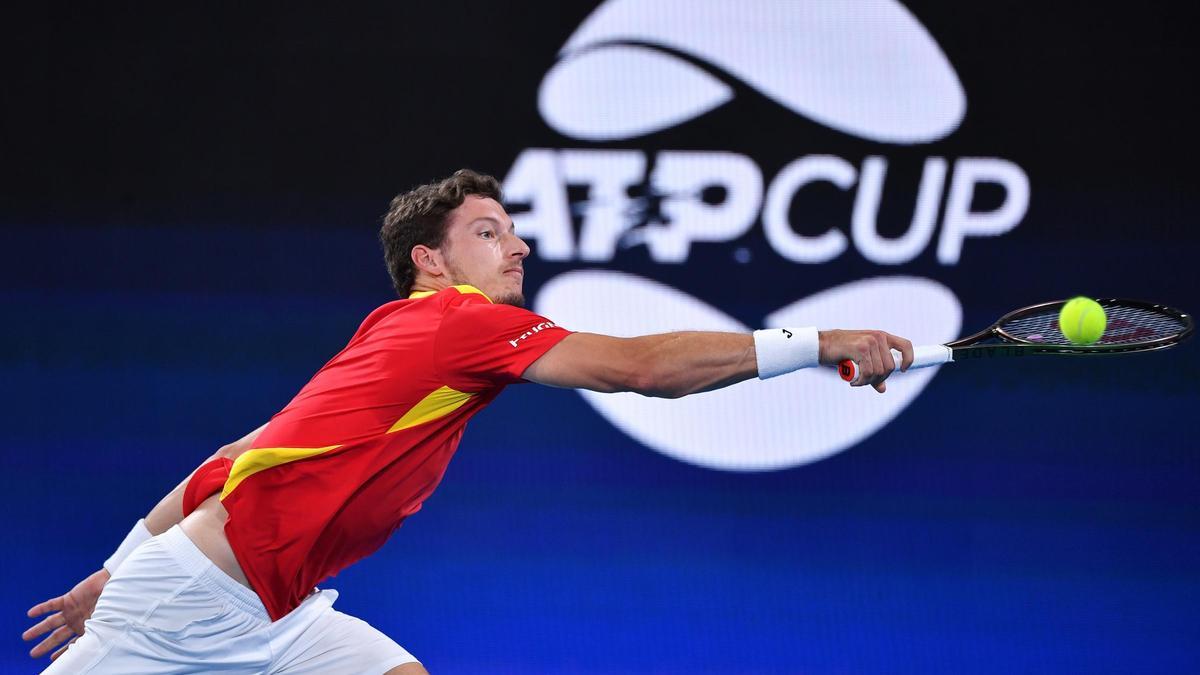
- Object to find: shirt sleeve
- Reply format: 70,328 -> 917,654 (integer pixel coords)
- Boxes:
435,299 -> 572,391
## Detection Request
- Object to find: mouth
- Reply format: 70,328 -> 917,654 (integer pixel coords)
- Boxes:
503,268 -> 524,280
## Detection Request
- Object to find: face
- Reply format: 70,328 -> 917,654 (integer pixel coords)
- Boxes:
436,196 -> 530,306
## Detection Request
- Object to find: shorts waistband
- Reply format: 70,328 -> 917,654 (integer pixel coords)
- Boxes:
159,525 -> 270,622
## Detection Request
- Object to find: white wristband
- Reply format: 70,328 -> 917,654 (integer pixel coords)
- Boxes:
753,327 -> 820,379
103,519 -> 153,575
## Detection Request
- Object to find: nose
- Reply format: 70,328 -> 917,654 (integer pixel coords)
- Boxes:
508,232 -> 530,260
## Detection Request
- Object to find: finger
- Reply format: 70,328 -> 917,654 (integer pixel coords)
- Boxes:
875,334 -> 896,392
22,612 -> 65,641
888,334 -> 915,372
51,636 -> 78,661
850,342 -> 871,386
30,625 -> 73,659
877,333 -> 896,374
855,341 -> 874,387
866,337 -> 886,387
27,597 -> 64,618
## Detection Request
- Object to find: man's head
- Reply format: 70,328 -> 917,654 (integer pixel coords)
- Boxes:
380,169 -> 529,306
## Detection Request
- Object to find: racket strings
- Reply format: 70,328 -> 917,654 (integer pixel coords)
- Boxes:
1000,304 -> 1188,345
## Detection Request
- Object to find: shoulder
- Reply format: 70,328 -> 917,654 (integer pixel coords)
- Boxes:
352,299 -> 410,336
435,289 -> 564,348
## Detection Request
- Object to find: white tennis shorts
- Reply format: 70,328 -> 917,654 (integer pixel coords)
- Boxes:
42,526 -> 418,674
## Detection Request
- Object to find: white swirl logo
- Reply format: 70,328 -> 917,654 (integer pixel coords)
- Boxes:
536,272 -> 962,470
539,0 -> 966,143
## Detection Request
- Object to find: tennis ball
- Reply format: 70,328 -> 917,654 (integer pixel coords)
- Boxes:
1059,296 -> 1107,345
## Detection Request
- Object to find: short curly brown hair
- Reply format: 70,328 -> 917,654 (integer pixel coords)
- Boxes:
379,169 -> 503,297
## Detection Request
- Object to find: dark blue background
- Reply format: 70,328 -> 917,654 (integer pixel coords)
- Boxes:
3,3 -> 1198,673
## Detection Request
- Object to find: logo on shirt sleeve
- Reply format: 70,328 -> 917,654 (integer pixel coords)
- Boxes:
508,321 -> 558,348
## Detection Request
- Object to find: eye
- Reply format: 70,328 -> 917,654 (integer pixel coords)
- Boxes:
479,230 -> 494,239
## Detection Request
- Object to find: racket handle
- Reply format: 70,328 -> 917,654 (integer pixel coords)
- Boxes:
838,345 -> 953,384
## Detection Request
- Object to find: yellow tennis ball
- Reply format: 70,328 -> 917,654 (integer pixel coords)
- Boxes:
1059,296 -> 1107,345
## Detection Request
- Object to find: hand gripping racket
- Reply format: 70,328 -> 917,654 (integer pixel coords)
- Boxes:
838,299 -> 1194,384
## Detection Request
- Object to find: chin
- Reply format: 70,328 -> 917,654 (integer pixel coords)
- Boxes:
492,291 -> 525,308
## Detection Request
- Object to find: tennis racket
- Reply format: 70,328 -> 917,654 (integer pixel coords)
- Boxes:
839,298 -> 1194,384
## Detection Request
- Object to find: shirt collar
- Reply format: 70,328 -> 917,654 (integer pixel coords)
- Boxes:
408,285 -> 492,302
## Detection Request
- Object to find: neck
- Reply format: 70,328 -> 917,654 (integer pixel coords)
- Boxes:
409,275 -> 454,297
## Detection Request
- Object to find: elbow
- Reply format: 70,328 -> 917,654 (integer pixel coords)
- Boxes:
628,362 -> 686,399
211,443 -> 238,460
208,424 -> 266,462
213,439 -> 251,461
617,338 -> 687,399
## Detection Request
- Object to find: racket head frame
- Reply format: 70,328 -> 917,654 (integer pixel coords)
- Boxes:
948,298 -> 1193,360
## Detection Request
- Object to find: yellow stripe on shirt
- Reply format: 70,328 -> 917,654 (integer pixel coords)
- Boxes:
223,383 -> 473,499
387,385 -> 474,433
221,445 -> 341,499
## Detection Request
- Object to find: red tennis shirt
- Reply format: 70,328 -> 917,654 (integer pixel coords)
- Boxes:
217,285 -> 571,620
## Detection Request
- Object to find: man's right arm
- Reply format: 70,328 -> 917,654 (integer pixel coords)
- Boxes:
23,424 -> 265,661
523,329 -> 913,396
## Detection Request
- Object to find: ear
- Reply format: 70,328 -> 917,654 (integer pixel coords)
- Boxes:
410,244 -> 445,278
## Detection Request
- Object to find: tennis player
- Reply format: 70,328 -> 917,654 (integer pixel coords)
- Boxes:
23,170 -> 913,673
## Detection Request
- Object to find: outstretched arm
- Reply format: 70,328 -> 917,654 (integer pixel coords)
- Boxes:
523,329 -> 913,397
22,424 -> 265,661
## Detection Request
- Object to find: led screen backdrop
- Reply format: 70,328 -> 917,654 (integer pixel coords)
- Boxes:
3,2 -> 1198,673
